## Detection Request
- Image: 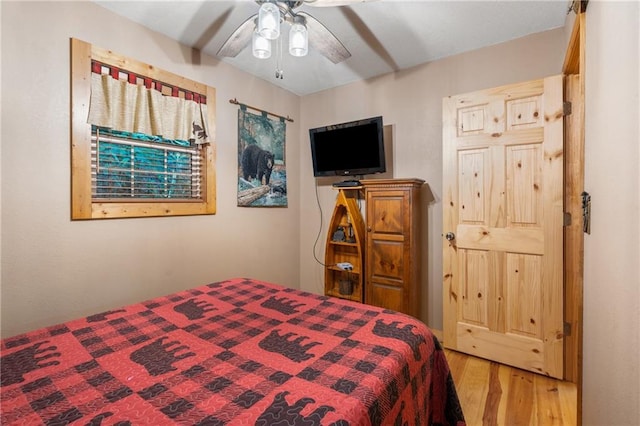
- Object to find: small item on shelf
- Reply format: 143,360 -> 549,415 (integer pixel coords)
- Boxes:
332,226 -> 346,242
338,279 -> 353,295
336,262 -> 353,271
346,224 -> 355,243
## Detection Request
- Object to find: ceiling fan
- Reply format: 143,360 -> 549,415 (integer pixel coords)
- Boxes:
217,0 -> 366,64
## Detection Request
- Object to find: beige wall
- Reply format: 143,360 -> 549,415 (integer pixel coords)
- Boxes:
298,28 -> 567,327
2,1 -> 639,424
582,1 -> 640,424
0,1 -> 301,338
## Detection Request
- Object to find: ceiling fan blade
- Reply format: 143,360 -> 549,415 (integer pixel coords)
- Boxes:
340,6 -> 398,71
217,13 -> 257,58
298,11 -> 351,64
304,0 -> 376,7
194,8 -> 233,51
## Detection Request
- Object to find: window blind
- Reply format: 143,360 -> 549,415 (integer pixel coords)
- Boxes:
91,128 -> 203,200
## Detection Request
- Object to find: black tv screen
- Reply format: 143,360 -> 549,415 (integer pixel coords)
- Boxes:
309,116 -> 385,177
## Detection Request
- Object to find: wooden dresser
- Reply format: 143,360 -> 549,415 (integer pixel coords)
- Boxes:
361,178 -> 424,317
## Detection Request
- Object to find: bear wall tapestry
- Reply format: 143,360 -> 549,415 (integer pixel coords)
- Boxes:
237,109 -> 287,207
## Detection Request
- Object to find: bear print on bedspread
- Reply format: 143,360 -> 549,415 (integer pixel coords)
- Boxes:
241,144 -> 274,185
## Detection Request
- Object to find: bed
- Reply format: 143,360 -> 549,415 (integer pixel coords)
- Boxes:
1,278 -> 465,425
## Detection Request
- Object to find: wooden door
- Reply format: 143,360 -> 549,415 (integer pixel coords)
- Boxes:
442,76 -> 564,378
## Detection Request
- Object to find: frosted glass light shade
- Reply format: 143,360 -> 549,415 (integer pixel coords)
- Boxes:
289,22 -> 308,57
252,31 -> 271,59
258,2 -> 280,40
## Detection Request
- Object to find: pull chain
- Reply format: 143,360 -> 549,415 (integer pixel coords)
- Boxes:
275,31 -> 284,79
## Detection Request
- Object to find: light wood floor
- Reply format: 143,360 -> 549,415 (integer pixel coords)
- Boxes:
444,349 -> 577,426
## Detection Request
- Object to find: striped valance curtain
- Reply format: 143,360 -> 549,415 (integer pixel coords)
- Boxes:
87,62 -> 211,144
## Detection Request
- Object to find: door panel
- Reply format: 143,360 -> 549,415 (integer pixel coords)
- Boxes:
507,144 -> 543,226
369,285 -> 403,313
505,253 -> 542,338
443,76 -> 564,378
460,249 -> 489,325
459,149 -> 487,223
368,195 -> 405,235
369,240 -> 405,282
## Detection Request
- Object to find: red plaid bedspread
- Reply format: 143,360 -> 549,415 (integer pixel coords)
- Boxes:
1,278 -> 465,425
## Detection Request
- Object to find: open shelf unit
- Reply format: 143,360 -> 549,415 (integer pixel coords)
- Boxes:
324,188 -> 365,303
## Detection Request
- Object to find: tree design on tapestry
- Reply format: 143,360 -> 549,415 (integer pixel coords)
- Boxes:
237,110 -> 287,207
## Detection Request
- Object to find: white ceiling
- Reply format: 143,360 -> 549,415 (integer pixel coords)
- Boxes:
93,0 -> 570,96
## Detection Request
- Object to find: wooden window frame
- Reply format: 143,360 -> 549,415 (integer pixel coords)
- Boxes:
71,38 -> 216,219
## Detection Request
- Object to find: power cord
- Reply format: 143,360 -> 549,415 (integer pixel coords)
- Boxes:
312,179 -> 359,271
312,181 -> 358,295
312,179 -> 333,268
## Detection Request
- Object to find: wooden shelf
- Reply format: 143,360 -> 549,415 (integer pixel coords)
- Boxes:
328,241 -> 359,247
324,188 -> 365,303
326,265 -> 361,274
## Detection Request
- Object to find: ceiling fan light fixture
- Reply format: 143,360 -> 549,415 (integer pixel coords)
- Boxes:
289,18 -> 308,57
217,0 -> 351,66
252,31 -> 271,59
258,2 -> 280,40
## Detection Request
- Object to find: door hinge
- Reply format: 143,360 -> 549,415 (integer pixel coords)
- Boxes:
563,101 -> 572,116
582,191 -> 592,234
564,321 -> 572,337
563,212 -> 572,226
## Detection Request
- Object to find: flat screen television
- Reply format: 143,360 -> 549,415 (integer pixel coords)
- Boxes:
309,116 -> 385,182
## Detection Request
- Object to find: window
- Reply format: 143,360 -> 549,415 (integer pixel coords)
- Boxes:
92,127 -> 203,199
71,38 -> 216,219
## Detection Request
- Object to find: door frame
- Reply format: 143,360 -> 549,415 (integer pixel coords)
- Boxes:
562,7 -> 586,425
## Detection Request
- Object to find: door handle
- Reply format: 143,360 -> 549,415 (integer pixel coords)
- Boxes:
445,232 -> 455,241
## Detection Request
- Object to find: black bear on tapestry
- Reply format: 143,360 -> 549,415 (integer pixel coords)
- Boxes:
241,144 -> 274,185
